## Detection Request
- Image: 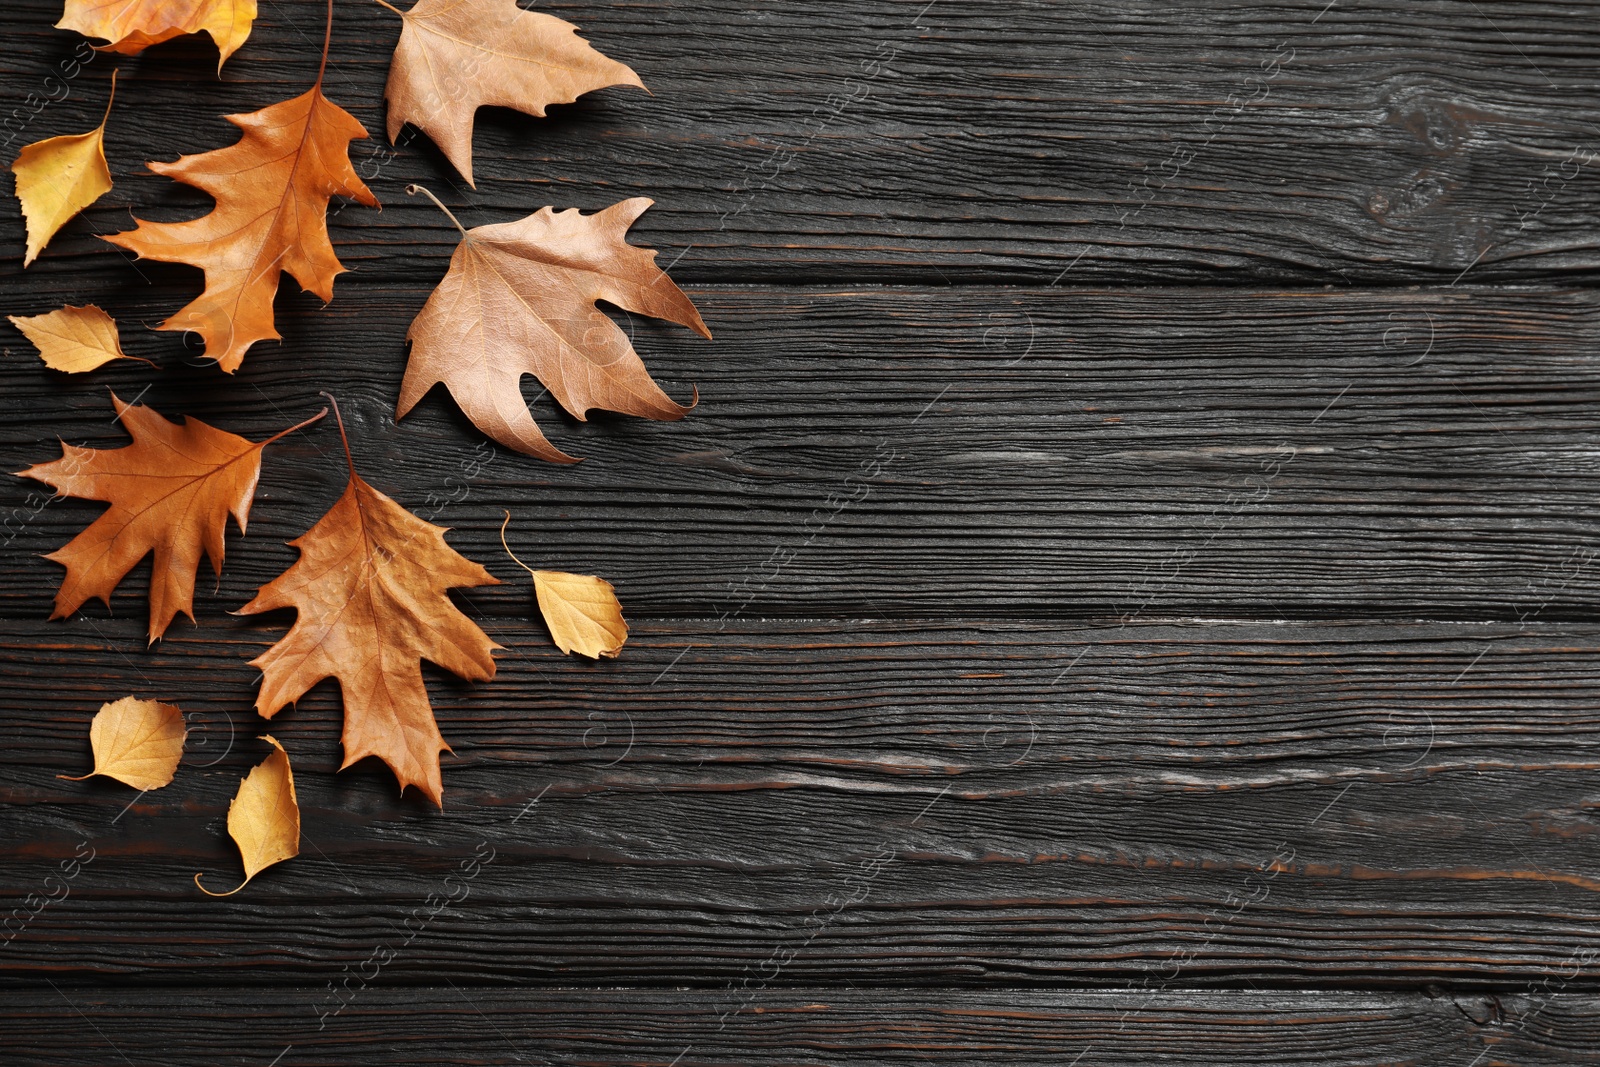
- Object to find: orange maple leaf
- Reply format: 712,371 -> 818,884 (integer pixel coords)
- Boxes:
397,188 -> 710,463
104,1 -> 376,373
17,395 -> 325,643
240,396 -> 501,806
58,0 -> 258,70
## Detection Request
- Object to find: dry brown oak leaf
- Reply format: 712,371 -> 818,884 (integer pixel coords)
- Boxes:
104,6 -> 376,373
378,0 -> 643,187
58,0 -> 257,70
240,400 -> 501,806
17,395 -> 325,643
398,191 -> 710,463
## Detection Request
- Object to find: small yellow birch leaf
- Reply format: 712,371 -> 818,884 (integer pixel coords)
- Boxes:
195,735 -> 299,897
58,696 -> 186,790
534,571 -> 629,658
500,512 -> 628,658
9,305 -> 149,373
13,72 -> 117,267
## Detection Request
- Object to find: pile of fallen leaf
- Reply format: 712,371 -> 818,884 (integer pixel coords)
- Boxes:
13,0 -> 709,893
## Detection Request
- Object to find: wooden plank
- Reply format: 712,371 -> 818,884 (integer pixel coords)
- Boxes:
3,0 -> 1600,285
5,0 -> 1600,1037
0,987 -> 1582,1066
4,616 -> 1600,985
3,287 -> 1599,620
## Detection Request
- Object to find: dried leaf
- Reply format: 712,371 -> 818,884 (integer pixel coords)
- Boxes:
397,189 -> 710,463
58,0 -> 257,70
500,512 -> 626,657
12,72 -> 116,267
104,5 -> 376,372
240,397 -> 501,806
533,570 -> 628,657
58,696 -> 185,790
17,395 -> 325,643
379,0 -> 643,187
195,735 -> 299,896
8,305 -> 148,373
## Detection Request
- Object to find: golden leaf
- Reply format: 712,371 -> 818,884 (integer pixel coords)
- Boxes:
12,72 -> 116,267
58,696 -> 186,791
500,512 -> 627,658
8,304 -> 148,373
196,735 -> 299,896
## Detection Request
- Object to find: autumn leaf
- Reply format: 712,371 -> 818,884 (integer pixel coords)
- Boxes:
397,187 -> 710,463
196,735 -> 299,896
104,0 -> 377,373
58,696 -> 185,790
58,0 -> 257,71
12,71 -> 117,267
500,512 -> 626,658
377,0 -> 643,187
240,396 -> 501,806
18,395 -> 325,643
531,571 -> 628,657
8,305 -> 152,373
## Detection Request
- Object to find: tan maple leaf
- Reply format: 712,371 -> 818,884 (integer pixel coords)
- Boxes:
17,395 -> 325,643
377,0 -> 644,186
397,188 -> 710,463
240,396 -> 501,806
58,0 -> 257,71
104,4 -> 377,372
196,735 -> 299,896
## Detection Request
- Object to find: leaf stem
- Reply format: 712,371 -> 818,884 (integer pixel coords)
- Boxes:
100,69 -> 117,130
260,406 -> 329,450
406,184 -> 468,239
318,392 -> 357,478
317,0 -> 334,88
194,871 -> 248,897
372,0 -> 406,15
498,511 -> 539,580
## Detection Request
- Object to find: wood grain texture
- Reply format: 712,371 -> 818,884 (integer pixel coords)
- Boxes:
3,0 -> 1600,1049
2,987 -> 1584,1066
4,287 -> 1600,620
4,617 -> 1600,986
2,0 -> 1599,286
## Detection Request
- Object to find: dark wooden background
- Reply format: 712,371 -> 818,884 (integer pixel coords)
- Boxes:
4,0 -> 1600,1063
